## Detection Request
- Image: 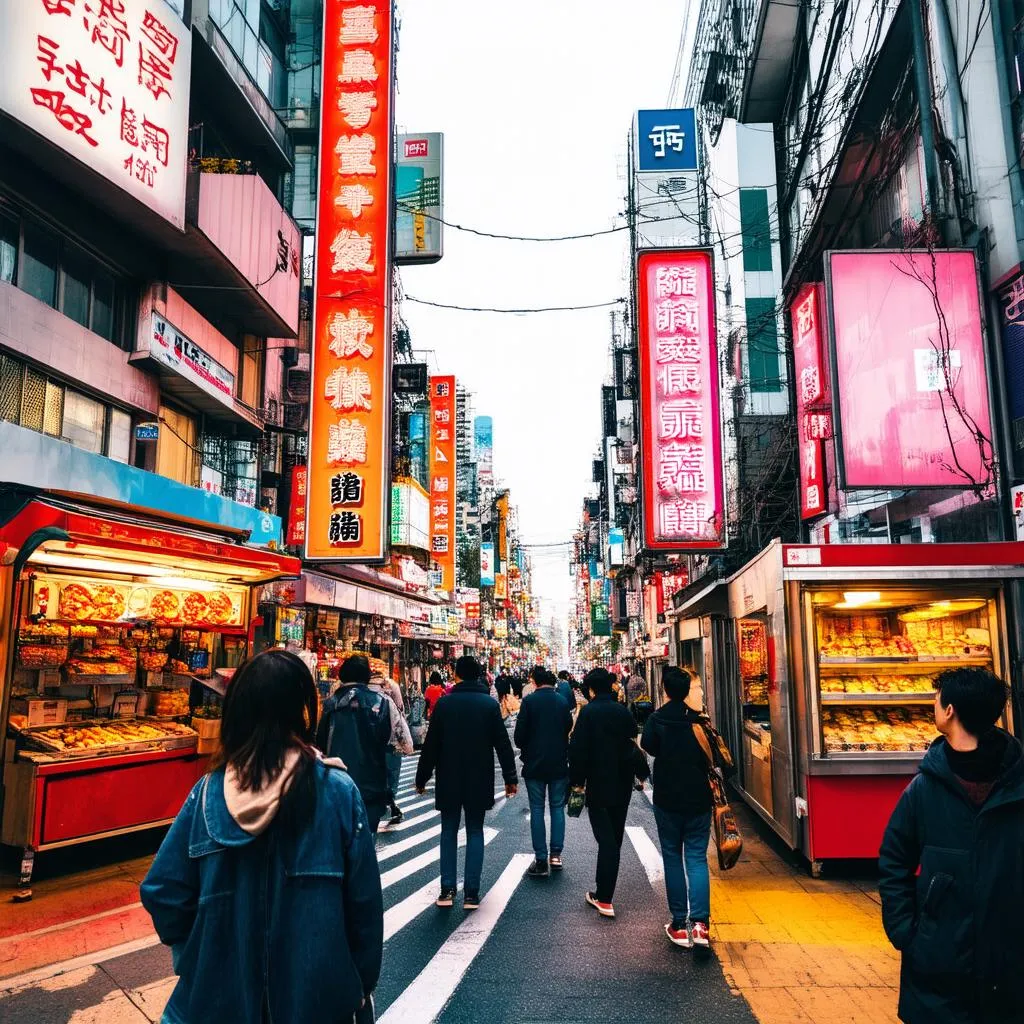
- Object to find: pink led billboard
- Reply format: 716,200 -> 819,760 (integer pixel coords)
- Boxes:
637,249 -> 725,550
827,250 -> 993,490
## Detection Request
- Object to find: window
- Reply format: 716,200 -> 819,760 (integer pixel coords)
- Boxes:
156,404 -> 199,486
239,335 -> 264,409
60,245 -> 92,328
108,408 -> 132,463
21,222 -> 59,307
21,368 -> 47,433
0,212 -> 16,285
92,271 -> 115,341
43,380 -> 63,437
740,190 -> 773,273
62,390 -> 106,453
746,297 -> 784,393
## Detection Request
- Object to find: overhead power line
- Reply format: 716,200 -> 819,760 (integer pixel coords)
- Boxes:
404,296 -> 626,314
396,201 -> 626,242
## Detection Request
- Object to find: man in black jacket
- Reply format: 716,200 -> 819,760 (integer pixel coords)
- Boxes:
315,654 -> 394,833
569,666 -> 649,919
879,667 -> 1024,1023
416,655 -> 518,910
641,666 -> 715,952
515,666 -> 574,877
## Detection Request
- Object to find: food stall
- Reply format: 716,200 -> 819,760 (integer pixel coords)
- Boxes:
0,496 -> 299,896
676,540 -> 1023,874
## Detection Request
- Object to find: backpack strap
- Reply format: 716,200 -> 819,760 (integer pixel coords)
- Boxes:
692,722 -> 716,770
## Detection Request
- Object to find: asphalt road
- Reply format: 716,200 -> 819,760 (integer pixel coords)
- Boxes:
0,741 -> 757,1023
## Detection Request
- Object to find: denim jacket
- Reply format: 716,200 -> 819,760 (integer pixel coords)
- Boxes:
140,760 -> 383,1024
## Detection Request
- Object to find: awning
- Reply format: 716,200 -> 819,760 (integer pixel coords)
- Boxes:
667,576 -> 730,621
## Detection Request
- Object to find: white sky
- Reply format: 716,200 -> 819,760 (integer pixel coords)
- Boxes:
395,1 -> 687,634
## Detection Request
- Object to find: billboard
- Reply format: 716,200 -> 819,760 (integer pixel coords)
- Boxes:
390,480 -> 430,551
636,109 -> 699,171
997,269 -> 1024,474
789,284 -> 828,519
474,415 -> 493,486
636,249 -> 725,550
0,0 -> 191,228
395,133 -> 443,264
306,0 -> 394,562
429,376 -> 457,592
827,250 -> 993,490
480,541 -> 495,585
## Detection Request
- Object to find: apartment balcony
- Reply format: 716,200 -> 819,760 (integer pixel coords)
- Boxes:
738,0 -> 802,122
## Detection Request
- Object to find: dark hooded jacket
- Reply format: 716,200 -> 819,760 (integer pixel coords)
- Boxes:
878,730 -> 1024,1024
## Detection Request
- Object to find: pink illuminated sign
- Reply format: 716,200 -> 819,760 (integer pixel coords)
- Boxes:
827,250 -> 993,490
637,249 -> 725,550
790,283 -> 827,519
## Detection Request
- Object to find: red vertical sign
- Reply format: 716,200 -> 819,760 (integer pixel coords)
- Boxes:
637,249 -> 725,550
429,376 -> 456,593
287,466 -> 307,547
306,1 -> 394,561
790,283 -> 827,519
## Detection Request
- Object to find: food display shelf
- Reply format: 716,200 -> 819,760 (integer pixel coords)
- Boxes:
818,658 -> 990,673
820,692 -> 935,704
65,673 -> 135,687
16,719 -> 198,759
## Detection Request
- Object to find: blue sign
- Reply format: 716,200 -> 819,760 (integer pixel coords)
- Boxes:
473,416 -> 493,453
636,109 -> 698,172
135,422 -> 159,441
480,542 -> 496,586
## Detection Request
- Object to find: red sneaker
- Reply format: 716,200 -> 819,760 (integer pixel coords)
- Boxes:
691,921 -> 710,949
665,921 -> 692,948
585,891 -> 615,918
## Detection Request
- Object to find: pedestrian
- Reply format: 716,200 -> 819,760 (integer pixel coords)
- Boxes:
569,666 -> 649,918
140,649 -> 382,1024
641,665 -> 722,954
879,667 -> 1024,1023
424,671 -> 445,718
368,657 -> 414,827
316,654 -> 394,833
555,670 -> 577,713
521,665 -> 541,699
515,667 -> 573,877
407,682 -> 427,749
416,655 -> 519,910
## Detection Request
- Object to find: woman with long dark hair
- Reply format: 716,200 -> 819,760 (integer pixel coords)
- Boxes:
141,649 -> 383,1024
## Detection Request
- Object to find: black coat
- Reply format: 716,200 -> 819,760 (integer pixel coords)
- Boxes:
568,692 -> 648,807
640,702 -> 712,815
415,681 -> 518,812
514,686 -> 573,781
878,731 -> 1024,1024
315,684 -> 392,808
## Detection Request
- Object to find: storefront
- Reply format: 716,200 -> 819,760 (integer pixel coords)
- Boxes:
670,540 -> 1024,873
0,493 -> 299,897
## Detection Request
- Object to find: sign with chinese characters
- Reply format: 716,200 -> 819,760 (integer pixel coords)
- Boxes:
287,466 -> 307,547
150,312 -> 235,404
655,569 -> 689,615
480,541 -> 495,586
636,249 -> 725,551
305,0 -> 394,562
636,109 -> 698,172
395,132 -> 443,265
789,284 -> 827,519
390,479 -> 429,551
429,376 -> 456,592
0,0 -> 190,228
998,269 -> 1024,474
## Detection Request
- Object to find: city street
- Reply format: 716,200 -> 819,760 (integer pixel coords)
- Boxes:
0,752 -> 900,1024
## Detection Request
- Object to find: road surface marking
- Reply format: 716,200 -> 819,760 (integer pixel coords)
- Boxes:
626,826 -> 665,886
377,853 -> 533,1023
379,827 -> 497,889
377,824 -> 442,861
387,809 -> 441,833
390,796 -> 433,815
384,878 -> 462,942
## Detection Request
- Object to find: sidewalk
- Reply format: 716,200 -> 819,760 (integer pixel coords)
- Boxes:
709,804 -> 900,1024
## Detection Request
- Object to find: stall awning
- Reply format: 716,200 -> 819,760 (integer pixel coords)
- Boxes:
0,497 -> 300,585
667,575 -> 730,621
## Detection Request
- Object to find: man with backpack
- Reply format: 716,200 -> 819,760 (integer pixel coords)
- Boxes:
316,654 -> 396,833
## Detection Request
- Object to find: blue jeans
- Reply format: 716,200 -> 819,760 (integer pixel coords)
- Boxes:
386,752 -> 402,805
439,805 -> 486,892
525,777 -> 568,861
653,806 -> 713,924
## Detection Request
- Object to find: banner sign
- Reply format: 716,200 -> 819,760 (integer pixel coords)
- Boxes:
790,284 -> 827,519
480,541 -> 495,585
306,0 -> 394,561
287,466 -> 307,547
429,375 -> 456,592
395,132 -> 443,264
636,249 -> 725,550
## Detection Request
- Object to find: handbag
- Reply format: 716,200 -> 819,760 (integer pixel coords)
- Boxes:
566,786 -> 586,817
692,722 -> 743,870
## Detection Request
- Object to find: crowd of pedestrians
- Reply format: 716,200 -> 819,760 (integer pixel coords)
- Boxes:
137,646 -> 1021,1024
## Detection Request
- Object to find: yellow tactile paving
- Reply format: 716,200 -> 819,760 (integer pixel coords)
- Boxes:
709,809 -> 900,1024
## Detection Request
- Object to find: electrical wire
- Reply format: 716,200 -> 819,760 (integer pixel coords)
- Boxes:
405,296 -> 626,314
395,202 -> 628,242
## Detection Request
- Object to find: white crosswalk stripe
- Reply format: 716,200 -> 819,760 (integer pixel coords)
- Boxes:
386,808 -> 440,833
376,823 -> 442,861
377,854 -> 533,1024
625,825 -> 665,886
380,827 -> 498,889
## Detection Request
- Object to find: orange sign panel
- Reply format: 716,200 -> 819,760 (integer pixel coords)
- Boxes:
305,1 -> 394,562
429,375 -> 456,593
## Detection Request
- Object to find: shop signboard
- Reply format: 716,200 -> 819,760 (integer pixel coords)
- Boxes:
480,542 -> 495,585
634,110 -> 700,249
789,284 -> 827,519
997,269 -> 1024,475
0,0 -> 191,228
494,572 -> 508,601
429,376 -> 457,592
287,467 -> 307,547
306,0 -> 394,562
655,568 -> 689,615
636,248 -> 725,551
395,132 -> 443,264
608,527 -> 624,566
150,313 -> 235,405
474,416 -> 494,487
390,480 -> 429,550
591,601 -> 611,637
827,250 -> 993,489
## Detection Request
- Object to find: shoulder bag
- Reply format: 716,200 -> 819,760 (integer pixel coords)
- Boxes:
692,722 -> 743,871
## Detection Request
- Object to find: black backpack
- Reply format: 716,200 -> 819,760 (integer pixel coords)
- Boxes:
322,686 -> 391,806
